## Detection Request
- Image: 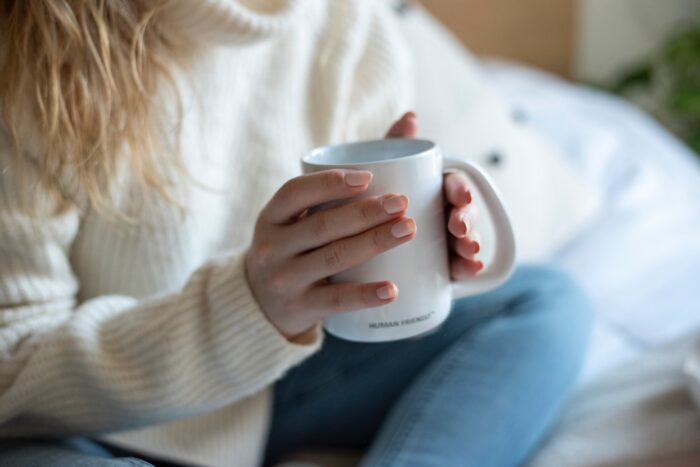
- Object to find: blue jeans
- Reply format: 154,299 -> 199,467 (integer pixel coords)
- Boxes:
264,265 -> 592,466
0,438 -> 155,466
0,265 -> 591,467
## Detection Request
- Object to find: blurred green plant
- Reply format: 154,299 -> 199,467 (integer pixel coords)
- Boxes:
614,20 -> 700,155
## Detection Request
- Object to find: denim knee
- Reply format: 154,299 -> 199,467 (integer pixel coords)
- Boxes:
508,264 -> 594,370
515,264 -> 592,321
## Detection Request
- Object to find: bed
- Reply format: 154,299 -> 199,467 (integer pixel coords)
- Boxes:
483,60 -> 700,466
483,60 -> 700,382
405,4 -> 700,463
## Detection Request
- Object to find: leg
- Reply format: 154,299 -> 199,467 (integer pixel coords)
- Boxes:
0,438 -> 153,466
361,266 -> 592,466
264,265 -> 592,466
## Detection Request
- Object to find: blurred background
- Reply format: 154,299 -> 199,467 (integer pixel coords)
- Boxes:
423,0 -> 698,80
405,1 -> 700,466
423,0 -> 700,152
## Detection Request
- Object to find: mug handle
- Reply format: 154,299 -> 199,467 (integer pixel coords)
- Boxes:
444,156 -> 517,298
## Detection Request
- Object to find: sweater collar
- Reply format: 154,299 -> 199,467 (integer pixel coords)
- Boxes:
165,0 -> 308,44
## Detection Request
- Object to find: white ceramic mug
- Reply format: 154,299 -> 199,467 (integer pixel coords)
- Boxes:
302,139 -> 516,342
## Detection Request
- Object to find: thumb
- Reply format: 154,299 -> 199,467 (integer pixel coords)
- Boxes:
385,111 -> 418,138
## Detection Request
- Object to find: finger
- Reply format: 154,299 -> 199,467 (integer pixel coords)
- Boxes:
290,217 -> 416,285
263,169 -> 373,224
385,111 -> 418,138
452,231 -> 481,260
304,281 -> 398,316
447,204 -> 478,238
285,193 -> 409,253
451,257 -> 484,279
444,171 -> 472,207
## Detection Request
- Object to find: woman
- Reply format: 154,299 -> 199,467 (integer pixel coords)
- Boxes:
0,1 -> 591,466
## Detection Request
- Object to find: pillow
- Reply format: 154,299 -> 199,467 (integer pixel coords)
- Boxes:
396,5 -> 602,262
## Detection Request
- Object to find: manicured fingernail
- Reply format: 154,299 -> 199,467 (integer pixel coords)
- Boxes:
345,171 -> 373,187
472,241 -> 481,254
376,284 -> 397,300
391,218 -> 415,238
382,195 -> 407,214
459,213 -> 469,236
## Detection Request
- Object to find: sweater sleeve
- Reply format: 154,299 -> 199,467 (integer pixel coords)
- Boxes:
0,139 -> 322,437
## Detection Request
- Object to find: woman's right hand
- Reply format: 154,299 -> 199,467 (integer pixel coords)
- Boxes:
245,169 -> 416,340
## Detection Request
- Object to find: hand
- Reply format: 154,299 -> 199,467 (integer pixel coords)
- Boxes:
387,112 -> 483,279
245,162 -> 416,339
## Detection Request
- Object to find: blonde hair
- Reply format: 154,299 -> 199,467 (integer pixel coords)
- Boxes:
0,0 -> 186,217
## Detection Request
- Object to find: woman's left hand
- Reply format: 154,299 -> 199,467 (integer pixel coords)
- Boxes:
386,112 -> 483,280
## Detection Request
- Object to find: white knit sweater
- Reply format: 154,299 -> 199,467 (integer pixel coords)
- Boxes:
0,1 -> 411,465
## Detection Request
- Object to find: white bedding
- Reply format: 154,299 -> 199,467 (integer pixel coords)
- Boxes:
483,61 -> 700,383
530,333 -> 700,466
481,62 -> 700,465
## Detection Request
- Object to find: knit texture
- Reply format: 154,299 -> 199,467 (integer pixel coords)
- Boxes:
0,1 -> 412,465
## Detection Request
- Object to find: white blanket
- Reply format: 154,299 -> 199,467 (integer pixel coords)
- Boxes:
483,61 -> 700,382
530,335 -> 700,466
484,61 -> 700,465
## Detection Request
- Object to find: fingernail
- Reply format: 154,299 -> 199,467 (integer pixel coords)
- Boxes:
345,171 -> 373,187
376,284 -> 397,300
406,111 -> 417,120
477,260 -> 484,270
391,218 -> 416,238
465,190 -> 472,204
459,213 -> 469,236
382,195 -> 407,214
472,241 -> 481,254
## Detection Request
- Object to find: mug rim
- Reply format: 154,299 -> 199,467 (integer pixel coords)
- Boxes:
302,138 -> 437,167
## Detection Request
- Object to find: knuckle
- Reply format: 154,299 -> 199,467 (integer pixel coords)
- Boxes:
268,270 -> 291,296
258,207 -> 271,225
360,286 -> 374,307
255,214 -> 273,233
323,242 -> 346,270
357,199 -> 376,223
312,211 -> 331,237
329,286 -> 343,309
278,178 -> 299,203
448,170 -> 467,184
251,240 -> 275,269
371,227 -> 386,251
